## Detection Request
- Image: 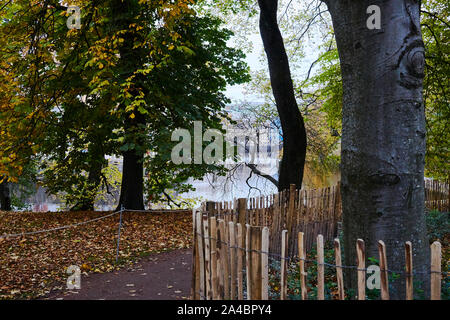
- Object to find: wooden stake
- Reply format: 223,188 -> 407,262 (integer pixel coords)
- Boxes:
196,212 -> 205,299
334,238 -> 345,300
219,219 -> 230,299
210,217 -> 219,299
202,215 -> 211,299
237,223 -> 244,300
317,234 -> 325,300
238,198 -> 247,229
229,221 -> 237,299
431,241 -> 442,300
405,241 -> 413,300
298,232 -> 308,300
280,230 -> 288,300
245,224 -> 251,299
249,226 -> 262,299
192,209 -> 199,299
356,239 -> 366,300
261,227 -> 269,300
378,240 -> 389,300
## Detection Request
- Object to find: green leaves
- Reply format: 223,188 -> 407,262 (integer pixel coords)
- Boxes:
0,0 -> 250,207
303,0 -> 448,181
422,0 -> 450,180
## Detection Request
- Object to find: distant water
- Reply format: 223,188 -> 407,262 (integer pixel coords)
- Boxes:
18,203 -> 115,212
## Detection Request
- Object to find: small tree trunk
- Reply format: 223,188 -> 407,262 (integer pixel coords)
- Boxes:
257,0 -> 308,191
325,0 -> 429,298
0,179 -> 12,211
70,155 -> 104,211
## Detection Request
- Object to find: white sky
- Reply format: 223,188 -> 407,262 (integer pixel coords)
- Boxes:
223,19 -> 328,104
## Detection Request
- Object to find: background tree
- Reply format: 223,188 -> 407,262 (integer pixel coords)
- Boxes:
0,180 -> 11,211
421,0 -> 449,181
205,0 -> 311,191
0,0 -> 249,210
257,0 -> 308,191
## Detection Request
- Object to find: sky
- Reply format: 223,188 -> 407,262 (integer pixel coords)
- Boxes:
222,15 -> 328,104
225,33 -> 266,102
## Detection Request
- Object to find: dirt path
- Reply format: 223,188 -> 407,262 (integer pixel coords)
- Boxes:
44,249 -> 192,300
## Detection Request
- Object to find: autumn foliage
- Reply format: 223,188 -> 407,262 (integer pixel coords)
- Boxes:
0,210 -> 192,299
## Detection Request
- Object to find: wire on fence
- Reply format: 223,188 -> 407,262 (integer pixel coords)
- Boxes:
0,210 -> 121,240
195,231 -> 449,277
0,206 -> 182,241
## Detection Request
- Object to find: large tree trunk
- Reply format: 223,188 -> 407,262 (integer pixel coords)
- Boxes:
113,0 -> 145,211
117,149 -> 144,210
257,0 -> 308,191
116,109 -> 146,210
115,105 -> 145,211
325,0 -> 429,299
0,180 -> 12,211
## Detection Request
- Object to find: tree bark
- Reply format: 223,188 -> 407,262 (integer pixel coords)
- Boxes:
116,107 -> 146,210
117,149 -> 144,211
115,103 -> 146,211
257,0 -> 308,192
325,0 -> 429,298
0,179 -> 12,211
113,0 -> 145,211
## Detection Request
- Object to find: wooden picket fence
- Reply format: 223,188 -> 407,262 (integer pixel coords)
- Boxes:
191,209 -> 445,300
425,179 -> 450,212
200,184 -> 342,256
199,178 -> 448,257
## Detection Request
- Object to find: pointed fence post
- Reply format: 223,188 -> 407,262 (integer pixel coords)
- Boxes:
317,234 -> 325,300
431,241 -> 442,300
334,238 -> 345,300
261,227 -> 269,300
298,232 -> 308,300
280,230 -> 288,300
237,223 -> 244,300
405,241 -> 413,300
356,239 -> 366,300
203,215 -> 211,299
378,240 -> 389,300
210,217 -> 219,300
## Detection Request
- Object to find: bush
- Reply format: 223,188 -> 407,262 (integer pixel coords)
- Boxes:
426,209 -> 449,245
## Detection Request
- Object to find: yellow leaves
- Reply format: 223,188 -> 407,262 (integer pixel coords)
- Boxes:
129,113 -> 136,119
124,92 -> 133,99
171,32 -> 181,42
168,44 -> 175,51
81,264 -> 91,272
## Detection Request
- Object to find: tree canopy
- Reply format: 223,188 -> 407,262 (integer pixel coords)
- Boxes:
0,0 -> 249,209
